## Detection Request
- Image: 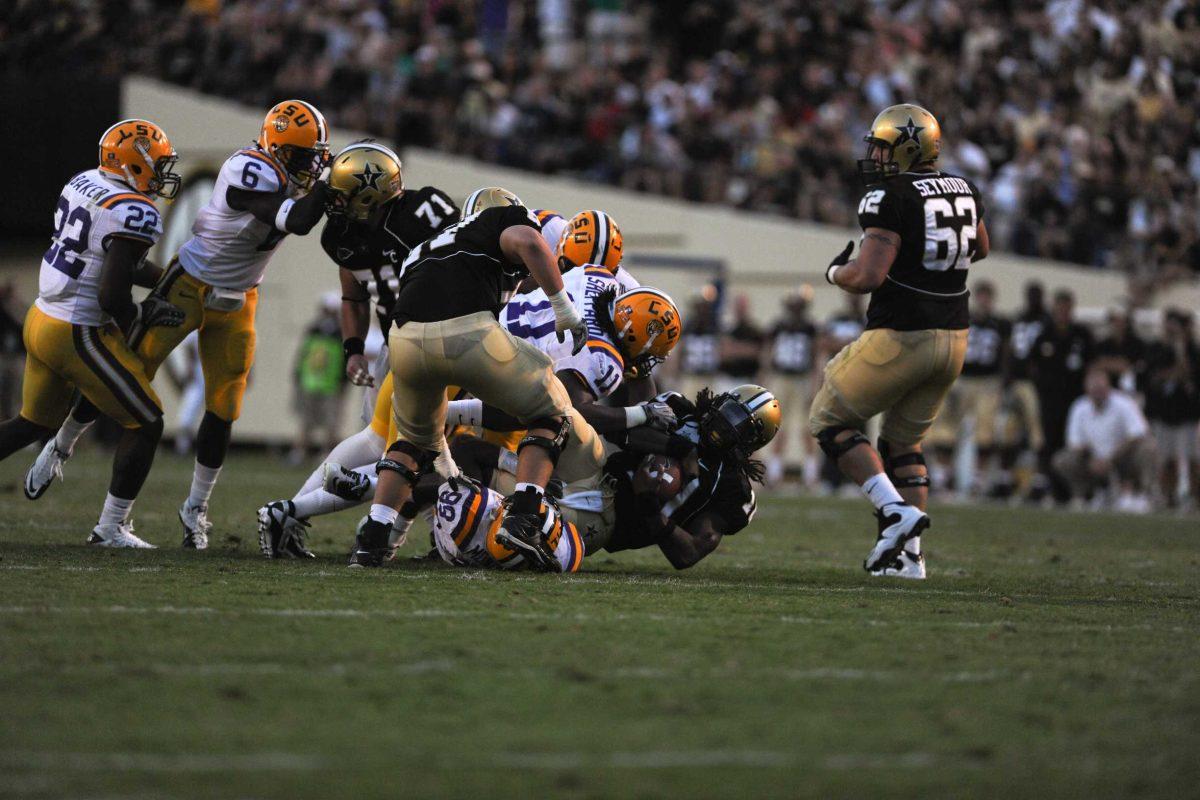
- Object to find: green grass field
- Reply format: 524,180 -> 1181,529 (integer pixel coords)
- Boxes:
1,447 -> 1197,799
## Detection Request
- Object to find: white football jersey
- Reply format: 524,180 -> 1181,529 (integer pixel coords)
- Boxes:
502,265 -> 626,399
176,148 -> 298,290
36,169 -> 163,326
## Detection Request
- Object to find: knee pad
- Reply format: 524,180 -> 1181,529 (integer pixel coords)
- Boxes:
517,415 -> 573,466
879,439 -> 931,489
816,426 -> 871,461
379,441 -> 438,487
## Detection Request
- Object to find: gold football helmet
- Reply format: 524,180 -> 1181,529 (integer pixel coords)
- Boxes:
700,384 -> 781,456
98,119 -> 181,199
559,210 -> 623,273
258,100 -> 330,188
858,103 -> 941,184
611,287 -> 681,379
327,142 -> 404,222
462,186 -> 523,214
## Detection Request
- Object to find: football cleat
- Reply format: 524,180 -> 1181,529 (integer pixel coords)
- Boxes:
493,503 -> 557,571
24,439 -> 69,500
87,521 -> 156,549
257,501 -> 315,559
348,517 -> 392,568
864,503 -> 930,573
321,462 -> 372,502
179,501 -> 212,550
868,550 -> 926,580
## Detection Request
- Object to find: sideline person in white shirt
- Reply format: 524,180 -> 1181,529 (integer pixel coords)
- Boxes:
1052,366 -> 1157,511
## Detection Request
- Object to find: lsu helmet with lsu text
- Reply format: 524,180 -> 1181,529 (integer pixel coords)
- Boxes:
98,119 -> 181,199
858,103 -> 941,185
611,287 -> 681,379
462,186 -> 523,214
559,210 -> 623,273
257,100 -> 330,188
701,384 -> 781,457
326,141 -> 404,222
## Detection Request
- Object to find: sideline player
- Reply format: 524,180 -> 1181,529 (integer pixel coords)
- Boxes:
811,103 -> 989,578
0,120 -> 184,546
32,101 -> 332,549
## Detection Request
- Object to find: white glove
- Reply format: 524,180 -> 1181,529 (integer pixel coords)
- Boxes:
548,288 -> 586,355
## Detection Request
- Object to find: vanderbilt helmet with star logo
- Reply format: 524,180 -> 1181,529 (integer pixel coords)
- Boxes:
98,119 -> 181,199
857,103 -> 941,185
257,100 -> 330,188
611,287 -> 682,379
462,186 -> 523,214
327,141 -> 404,222
700,384 -> 781,457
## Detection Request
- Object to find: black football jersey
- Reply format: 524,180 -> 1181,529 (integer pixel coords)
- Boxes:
961,314 -> 1010,377
856,171 -> 985,331
603,392 -> 757,553
769,320 -> 817,374
1009,311 -> 1050,381
390,204 -> 541,325
321,186 -> 459,327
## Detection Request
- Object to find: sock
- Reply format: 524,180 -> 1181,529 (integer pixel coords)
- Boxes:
511,483 -> 545,515
368,503 -> 398,527
861,473 -> 904,511
497,448 -> 519,475
391,515 -> 413,537
294,428 -> 386,498
907,536 -> 921,555
188,461 -> 221,509
98,493 -> 134,526
293,489 -> 360,519
56,416 -> 93,456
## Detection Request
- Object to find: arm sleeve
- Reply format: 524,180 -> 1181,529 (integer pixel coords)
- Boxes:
857,186 -> 903,234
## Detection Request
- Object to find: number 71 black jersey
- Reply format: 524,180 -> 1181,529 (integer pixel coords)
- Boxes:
857,171 -> 985,332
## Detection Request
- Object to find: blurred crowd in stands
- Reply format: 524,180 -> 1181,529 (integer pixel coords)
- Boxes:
8,0 -> 1200,289
661,280 -> 1200,513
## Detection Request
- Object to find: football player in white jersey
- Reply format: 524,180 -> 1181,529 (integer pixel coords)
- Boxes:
34,101 -> 332,549
0,119 -> 185,547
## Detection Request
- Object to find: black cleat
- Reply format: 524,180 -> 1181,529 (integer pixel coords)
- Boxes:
257,501 -> 316,559
494,509 -> 557,571
348,518 -> 391,568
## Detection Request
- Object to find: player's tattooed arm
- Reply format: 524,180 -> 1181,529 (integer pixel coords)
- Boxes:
826,227 -> 901,293
657,512 -> 724,570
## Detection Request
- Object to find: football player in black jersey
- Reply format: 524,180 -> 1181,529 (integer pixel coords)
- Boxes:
257,141 -> 462,557
810,103 -> 990,578
349,196 -> 600,567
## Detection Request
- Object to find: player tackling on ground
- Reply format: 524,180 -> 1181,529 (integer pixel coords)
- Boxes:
811,103 -> 989,578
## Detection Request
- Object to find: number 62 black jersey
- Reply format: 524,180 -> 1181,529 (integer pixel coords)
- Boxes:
856,171 -> 985,332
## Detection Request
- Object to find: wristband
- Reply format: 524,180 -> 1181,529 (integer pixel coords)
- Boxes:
547,288 -> 580,324
624,405 -> 649,428
825,263 -> 841,286
342,337 -> 365,359
274,198 -> 296,232
446,398 -> 484,428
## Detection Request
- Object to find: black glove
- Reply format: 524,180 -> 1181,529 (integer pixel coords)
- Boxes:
139,295 -> 186,328
825,241 -> 854,284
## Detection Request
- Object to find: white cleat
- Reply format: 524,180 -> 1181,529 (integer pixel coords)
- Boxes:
864,503 -> 930,573
24,439 -> 69,500
321,462 -> 372,502
87,521 -> 156,549
179,501 -> 212,550
868,550 -> 926,579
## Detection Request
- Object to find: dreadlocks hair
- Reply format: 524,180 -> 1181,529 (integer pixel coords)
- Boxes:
593,286 -> 618,343
693,387 -> 766,484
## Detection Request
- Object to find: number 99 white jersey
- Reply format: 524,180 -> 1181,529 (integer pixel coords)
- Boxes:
36,169 -> 164,327
176,149 -> 298,290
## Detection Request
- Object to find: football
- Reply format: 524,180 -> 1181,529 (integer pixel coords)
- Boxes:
635,454 -> 684,502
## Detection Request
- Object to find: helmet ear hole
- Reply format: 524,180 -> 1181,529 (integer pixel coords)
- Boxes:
130,164 -> 143,174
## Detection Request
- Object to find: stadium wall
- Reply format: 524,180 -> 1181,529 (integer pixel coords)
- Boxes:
0,77 -> 1159,446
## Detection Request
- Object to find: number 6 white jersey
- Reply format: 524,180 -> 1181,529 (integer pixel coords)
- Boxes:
176,148 -> 299,290
36,169 -> 164,327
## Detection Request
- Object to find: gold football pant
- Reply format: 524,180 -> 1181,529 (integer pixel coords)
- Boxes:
809,328 -> 968,447
388,312 -> 604,484
133,260 -> 258,422
20,305 -> 161,429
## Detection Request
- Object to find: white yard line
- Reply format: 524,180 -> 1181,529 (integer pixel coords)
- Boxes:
0,751 -> 325,772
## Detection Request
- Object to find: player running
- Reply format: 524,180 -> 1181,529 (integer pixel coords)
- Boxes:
811,103 -> 990,578
0,120 -> 184,547
31,101 -> 333,549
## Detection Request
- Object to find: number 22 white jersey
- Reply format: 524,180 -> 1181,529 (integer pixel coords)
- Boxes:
36,169 -> 163,327
176,149 -> 299,290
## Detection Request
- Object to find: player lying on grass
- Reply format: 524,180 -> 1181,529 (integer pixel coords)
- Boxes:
0,120 -> 183,547
320,384 -> 779,571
